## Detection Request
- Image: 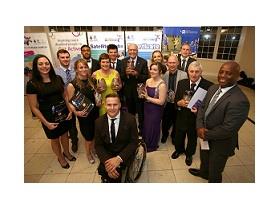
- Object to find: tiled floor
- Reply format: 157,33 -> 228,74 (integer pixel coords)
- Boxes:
24,80 -> 255,183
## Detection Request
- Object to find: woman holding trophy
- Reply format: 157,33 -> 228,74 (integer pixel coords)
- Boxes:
67,59 -> 99,164
92,53 -> 122,115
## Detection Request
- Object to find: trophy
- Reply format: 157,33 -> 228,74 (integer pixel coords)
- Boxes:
183,90 -> 193,102
97,78 -> 107,93
126,59 -> 135,77
166,89 -> 175,103
94,91 -> 102,107
111,77 -> 120,91
137,83 -> 146,98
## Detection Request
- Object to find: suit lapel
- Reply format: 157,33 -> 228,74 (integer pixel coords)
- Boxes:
103,115 -> 110,142
115,112 -> 124,142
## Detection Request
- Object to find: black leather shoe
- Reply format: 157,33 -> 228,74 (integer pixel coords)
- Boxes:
58,158 -> 70,169
72,143 -> 78,153
188,168 -> 208,180
185,156 -> 193,166
171,151 -> 183,159
63,152 -> 76,161
161,135 -> 168,143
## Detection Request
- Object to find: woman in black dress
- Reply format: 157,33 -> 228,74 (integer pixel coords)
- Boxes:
26,54 -> 76,169
67,59 -> 99,164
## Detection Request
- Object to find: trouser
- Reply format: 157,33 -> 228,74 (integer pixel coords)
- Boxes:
174,126 -> 197,156
98,163 -> 125,183
161,102 -> 177,140
200,148 -> 229,183
69,115 -> 78,144
126,97 -> 144,133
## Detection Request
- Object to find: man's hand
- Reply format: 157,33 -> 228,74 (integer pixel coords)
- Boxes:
105,156 -> 122,173
197,127 -> 207,140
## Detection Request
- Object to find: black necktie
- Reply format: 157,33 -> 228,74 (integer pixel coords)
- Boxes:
111,118 -> 116,144
181,58 -> 186,70
111,62 -> 116,69
131,59 -> 135,69
190,83 -> 196,95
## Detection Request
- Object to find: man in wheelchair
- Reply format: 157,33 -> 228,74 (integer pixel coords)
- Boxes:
95,93 -> 146,183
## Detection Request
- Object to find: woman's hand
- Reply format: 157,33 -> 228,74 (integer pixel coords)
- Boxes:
66,111 -> 72,120
75,109 -> 88,117
46,122 -> 59,130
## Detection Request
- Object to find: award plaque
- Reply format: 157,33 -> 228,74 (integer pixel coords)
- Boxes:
70,91 -> 94,116
51,100 -> 68,123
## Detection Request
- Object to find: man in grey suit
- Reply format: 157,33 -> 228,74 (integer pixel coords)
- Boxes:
189,61 -> 250,183
95,93 -> 138,182
161,55 -> 188,143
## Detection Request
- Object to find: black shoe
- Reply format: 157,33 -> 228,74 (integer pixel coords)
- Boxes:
161,135 -> 168,143
188,168 -> 208,180
71,143 -> 78,153
63,152 -> 76,161
185,156 -> 193,166
58,158 -> 70,169
171,151 -> 183,159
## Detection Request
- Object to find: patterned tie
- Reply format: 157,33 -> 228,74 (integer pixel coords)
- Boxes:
181,58 -> 186,71
111,118 -> 116,144
131,59 -> 135,69
205,88 -> 222,118
190,83 -> 196,95
65,69 -> 72,85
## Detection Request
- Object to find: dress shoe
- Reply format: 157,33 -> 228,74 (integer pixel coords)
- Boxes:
188,168 -> 208,180
71,143 -> 78,153
161,135 -> 168,143
171,151 -> 183,159
63,152 -> 76,161
57,158 -> 70,169
185,156 -> 193,166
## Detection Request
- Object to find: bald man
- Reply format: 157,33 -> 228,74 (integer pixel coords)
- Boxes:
188,61 -> 250,183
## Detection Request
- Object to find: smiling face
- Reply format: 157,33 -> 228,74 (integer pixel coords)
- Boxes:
128,44 -> 138,59
152,51 -> 163,63
188,63 -> 202,83
149,64 -> 160,78
218,62 -> 240,88
81,46 -> 91,60
37,57 -> 51,76
75,60 -> 89,80
108,48 -> 118,61
100,58 -> 110,71
181,44 -> 191,58
58,52 -> 70,68
105,96 -> 121,118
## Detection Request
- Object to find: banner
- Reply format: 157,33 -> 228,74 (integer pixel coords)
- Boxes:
24,33 -> 52,69
87,32 -> 125,60
48,32 -> 87,67
125,31 -> 162,60
162,27 -> 201,54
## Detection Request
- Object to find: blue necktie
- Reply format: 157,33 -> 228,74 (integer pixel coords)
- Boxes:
65,69 -> 72,85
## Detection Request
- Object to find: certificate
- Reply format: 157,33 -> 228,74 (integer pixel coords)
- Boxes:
187,87 -> 207,109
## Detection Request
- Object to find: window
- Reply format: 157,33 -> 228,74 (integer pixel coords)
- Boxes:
139,27 -> 154,31
216,26 -> 242,60
74,26 -> 93,31
121,26 -> 136,31
197,27 -> 218,59
101,26 -> 119,31
49,26 -> 70,32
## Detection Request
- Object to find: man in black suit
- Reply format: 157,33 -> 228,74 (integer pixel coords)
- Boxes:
177,43 -> 196,77
95,93 -> 138,182
172,61 -> 213,167
120,43 -> 149,134
107,44 -> 122,72
189,61 -> 250,182
80,44 -> 100,75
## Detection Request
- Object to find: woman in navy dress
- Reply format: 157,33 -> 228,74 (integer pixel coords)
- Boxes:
142,62 -> 167,152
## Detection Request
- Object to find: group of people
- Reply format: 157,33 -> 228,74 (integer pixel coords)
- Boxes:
26,42 -> 250,183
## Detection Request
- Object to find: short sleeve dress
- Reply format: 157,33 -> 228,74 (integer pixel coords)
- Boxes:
26,76 -> 71,139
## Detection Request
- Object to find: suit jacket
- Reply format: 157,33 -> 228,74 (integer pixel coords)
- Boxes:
162,69 -> 188,97
115,59 -> 122,73
196,84 -> 250,156
95,111 -> 138,165
175,77 -> 213,130
177,55 -> 196,73
90,57 -> 100,75
120,56 -> 149,99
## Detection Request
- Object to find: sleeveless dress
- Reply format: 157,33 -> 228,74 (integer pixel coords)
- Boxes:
95,69 -> 119,115
26,76 -> 71,139
142,81 -> 165,152
71,78 -> 99,141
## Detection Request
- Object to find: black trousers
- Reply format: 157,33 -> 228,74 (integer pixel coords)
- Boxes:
69,115 -> 78,144
126,97 -> 144,132
98,163 -> 124,183
161,102 -> 177,140
174,125 -> 197,156
200,147 -> 229,183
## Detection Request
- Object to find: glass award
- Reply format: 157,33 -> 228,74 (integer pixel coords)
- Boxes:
51,100 -> 68,123
137,83 -> 146,98
70,91 -> 94,116
97,78 -> 107,93
111,77 -> 120,91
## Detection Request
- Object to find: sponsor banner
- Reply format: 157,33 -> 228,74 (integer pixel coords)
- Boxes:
125,31 -> 162,60
48,32 -> 87,67
162,27 -> 201,54
87,32 -> 125,60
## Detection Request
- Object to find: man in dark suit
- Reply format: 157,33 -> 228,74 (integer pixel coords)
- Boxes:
172,61 -> 213,167
80,44 -> 100,75
189,61 -> 250,183
177,43 -> 196,77
107,44 -> 122,72
95,93 -> 138,183
120,43 -> 149,134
